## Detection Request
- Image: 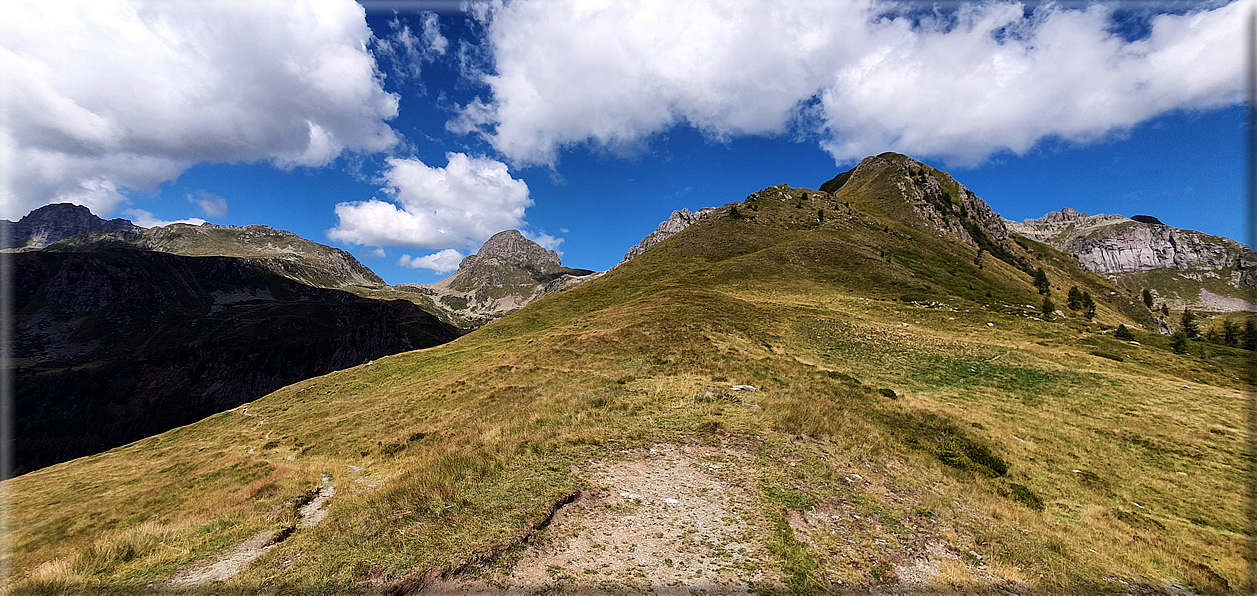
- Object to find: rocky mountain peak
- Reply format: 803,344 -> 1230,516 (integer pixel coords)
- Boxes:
461,229 -> 560,272
3,203 -> 139,249
412,229 -> 596,327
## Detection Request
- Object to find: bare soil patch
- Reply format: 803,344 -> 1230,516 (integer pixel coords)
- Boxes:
428,443 -> 767,594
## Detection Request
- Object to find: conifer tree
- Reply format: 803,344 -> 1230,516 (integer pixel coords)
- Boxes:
1222,319 -> 1240,346
1142,289 -> 1154,309
1033,268 -> 1050,295
1180,309 -> 1199,339
1067,287 -> 1084,310
1081,291 -> 1096,320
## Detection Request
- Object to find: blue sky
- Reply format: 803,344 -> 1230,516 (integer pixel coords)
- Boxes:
2,0 -> 1250,284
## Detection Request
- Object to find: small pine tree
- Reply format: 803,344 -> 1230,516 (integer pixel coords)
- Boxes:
1142,289 -> 1154,309
1170,331 -> 1189,354
1041,296 -> 1056,320
1244,318 -> 1257,351
1114,325 -> 1134,341
817,209 -> 824,223
1223,319 -> 1241,346
1033,268 -> 1050,295
1081,291 -> 1096,320
1181,309 -> 1199,339
1161,304 -> 1170,317
1067,286 -> 1084,310
729,205 -> 743,219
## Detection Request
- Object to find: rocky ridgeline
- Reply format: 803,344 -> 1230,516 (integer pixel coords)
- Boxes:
1,203 -> 138,249
132,223 -> 386,288
620,207 -> 720,265
1008,209 -> 1251,275
1008,209 -> 1257,311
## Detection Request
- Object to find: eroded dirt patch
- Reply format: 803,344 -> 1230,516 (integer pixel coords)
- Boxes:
168,473 -> 334,588
430,443 -> 767,594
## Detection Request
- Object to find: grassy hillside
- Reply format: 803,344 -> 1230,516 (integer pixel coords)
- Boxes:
6,157 -> 1248,594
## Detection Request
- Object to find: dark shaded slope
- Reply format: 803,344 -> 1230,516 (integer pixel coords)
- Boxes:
13,247 -> 460,472
1,203 -> 138,249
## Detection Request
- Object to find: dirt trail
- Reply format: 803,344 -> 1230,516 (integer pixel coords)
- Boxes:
168,473 -> 334,588
429,444 -> 767,594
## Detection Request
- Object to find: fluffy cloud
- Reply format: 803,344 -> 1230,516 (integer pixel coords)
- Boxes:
187,191 -> 228,218
455,0 -> 1249,167
1,0 -> 399,218
399,249 -> 465,273
522,230 -> 563,255
328,152 -> 532,249
122,209 -> 207,229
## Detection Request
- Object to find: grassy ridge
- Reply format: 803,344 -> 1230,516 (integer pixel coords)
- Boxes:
6,161 -> 1248,593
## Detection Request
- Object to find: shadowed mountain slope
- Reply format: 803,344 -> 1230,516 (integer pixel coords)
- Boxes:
12,246 -> 459,473
1,203 -> 139,249
52,221 -> 386,289
6,154 -> 1245,594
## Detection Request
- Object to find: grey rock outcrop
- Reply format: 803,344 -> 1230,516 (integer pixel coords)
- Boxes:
1008,209 -> 1251,276
620,207 -> 719,265
403,230 -> 597,328
1008,209 -> 1256,311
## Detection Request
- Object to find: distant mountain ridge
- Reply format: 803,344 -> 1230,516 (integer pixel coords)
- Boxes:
1,203 -> 139,249
1007,208 -> 1256,311
52,220 -> 386,289
399,229 -> 598,328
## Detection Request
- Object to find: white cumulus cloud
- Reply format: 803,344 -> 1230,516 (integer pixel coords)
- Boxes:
1,0 -> 399,218
328,152 -> 532,250
399,248 -> 465,273
522,230 -> 564,255
454,0 -> 1249,167
122,209 -> 207,229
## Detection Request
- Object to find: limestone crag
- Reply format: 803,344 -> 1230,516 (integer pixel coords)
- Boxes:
620,207 -> 719,265
2,203 -> 139,249
1008,209 -> 1257,311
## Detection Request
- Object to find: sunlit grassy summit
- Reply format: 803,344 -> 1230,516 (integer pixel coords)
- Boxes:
7,153 -> 1247,594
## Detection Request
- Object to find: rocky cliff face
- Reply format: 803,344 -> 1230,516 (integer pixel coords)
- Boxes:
620,207 -> 720,265
403,230 -> 597,328
1007,209 -> 1256,311
13,247 -> 460,472
2,203 -> 139,249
